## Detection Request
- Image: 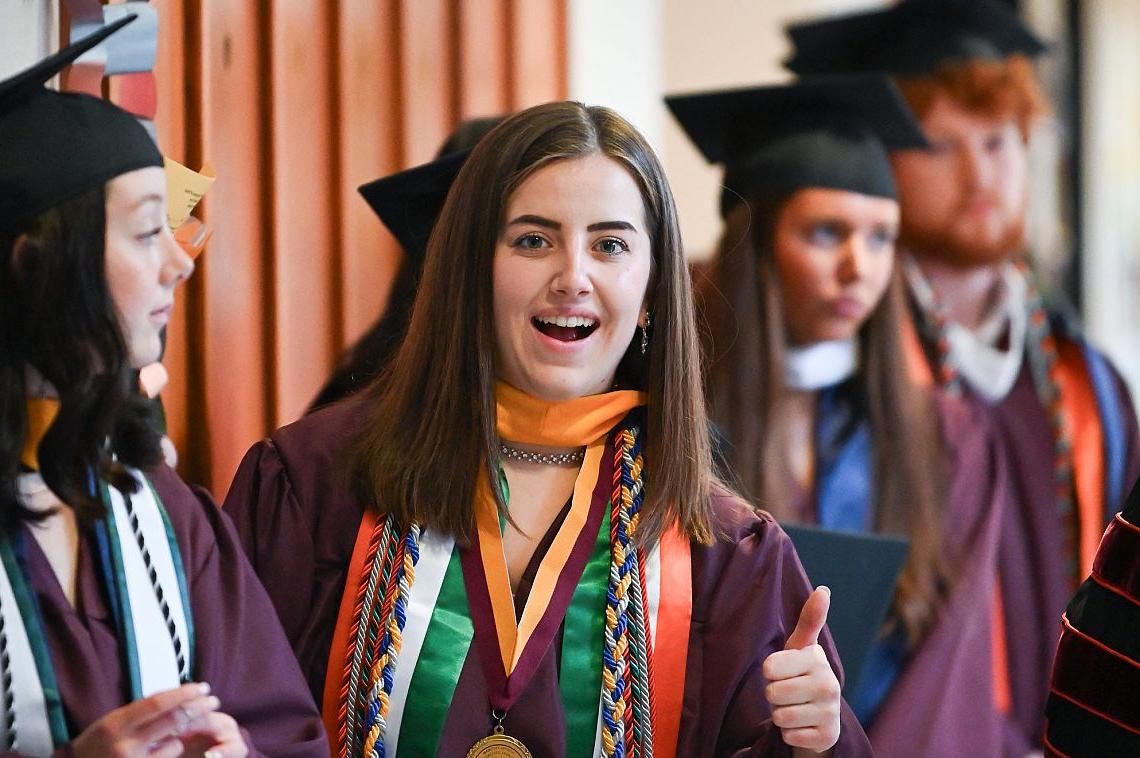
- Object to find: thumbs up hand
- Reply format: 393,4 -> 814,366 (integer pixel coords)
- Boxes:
762,586 -> 841,754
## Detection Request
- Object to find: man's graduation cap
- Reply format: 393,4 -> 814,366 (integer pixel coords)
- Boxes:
785,0 -> 1047,78
0,15 -> 163,237
783,524 -> 909,697
666,74 -> 927,215
357,149 -> 471,261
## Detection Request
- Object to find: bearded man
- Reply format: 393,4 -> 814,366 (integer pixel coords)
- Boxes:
786,1 -> 1140,754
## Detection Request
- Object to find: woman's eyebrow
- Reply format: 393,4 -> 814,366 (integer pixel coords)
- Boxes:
587,220 -> 637,233
132,194 -> 164,210
507,214 -> 560,230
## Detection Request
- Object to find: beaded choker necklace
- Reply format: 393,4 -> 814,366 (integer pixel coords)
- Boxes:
498,444 -> 585,466
907,258 -> 1079,583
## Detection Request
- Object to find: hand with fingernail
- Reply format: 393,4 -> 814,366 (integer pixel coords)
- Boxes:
66,682 -> 230,757
762,586 -> 841,756
175,705 -> 248,758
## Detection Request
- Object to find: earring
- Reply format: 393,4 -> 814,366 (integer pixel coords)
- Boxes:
640,312 -> 650,355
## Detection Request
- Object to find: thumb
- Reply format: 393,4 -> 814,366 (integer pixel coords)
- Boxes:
784,586 -> 831,650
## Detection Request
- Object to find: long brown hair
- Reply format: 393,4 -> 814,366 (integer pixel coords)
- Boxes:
699,192 -> 947,641
349,101 -> 714,547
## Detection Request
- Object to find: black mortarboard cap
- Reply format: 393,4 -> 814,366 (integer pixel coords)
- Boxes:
666,74 -> 927,214
0,15 -> 163,238
786,0 -> 1047,78
357,148 -> 471,263
783,523 -> 909,697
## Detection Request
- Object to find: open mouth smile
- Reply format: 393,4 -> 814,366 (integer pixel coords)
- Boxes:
532,314 -> 600,342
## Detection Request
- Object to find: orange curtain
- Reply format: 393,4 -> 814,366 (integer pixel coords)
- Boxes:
134,0 -> 567,494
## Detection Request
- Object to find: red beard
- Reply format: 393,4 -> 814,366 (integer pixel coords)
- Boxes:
900,204 -> 1026,269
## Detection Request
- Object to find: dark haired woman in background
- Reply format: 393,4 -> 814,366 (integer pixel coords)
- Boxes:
226,100 -> 873,756
674,76 -> 1010,755
0,19 -> 324,757
307,116 -> 504,413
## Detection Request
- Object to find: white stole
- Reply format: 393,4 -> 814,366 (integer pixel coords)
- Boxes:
0,468 -> 191,754
907,259 -> 1028,402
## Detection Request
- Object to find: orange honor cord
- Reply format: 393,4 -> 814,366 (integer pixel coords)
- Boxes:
900,309 -> 935,389
650,526 -> 692,758
323,509 -> 380,757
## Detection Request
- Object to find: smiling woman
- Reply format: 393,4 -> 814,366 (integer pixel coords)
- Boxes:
493,153 -> 652,402
224,100 -> 873,757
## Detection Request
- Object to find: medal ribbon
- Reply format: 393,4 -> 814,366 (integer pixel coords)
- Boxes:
463,385 -> 646,711
462,435 -> 612,710
559,504 -> 611,756
323,387 -> 657,754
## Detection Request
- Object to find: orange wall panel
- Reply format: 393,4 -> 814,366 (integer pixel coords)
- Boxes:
456,0 -> 510,118
266,1 -> 338,428
509,0 -> 567,108
399,0 -> 455,165
192,0 -> 271,493
337,0 -> 403,346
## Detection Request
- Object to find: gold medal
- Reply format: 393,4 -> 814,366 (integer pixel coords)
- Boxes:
466,725 -> 532,757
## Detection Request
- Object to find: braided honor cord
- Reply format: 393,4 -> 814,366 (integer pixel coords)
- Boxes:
342,424 -> 657,756
913,261 -> 1079,585
0,592 -> 14,750
361,523 -> 420,757
601,425 -> 655,758
122,493 -> 188,682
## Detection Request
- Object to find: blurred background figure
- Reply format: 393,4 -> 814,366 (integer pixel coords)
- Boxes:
784,0 -> 1140,753
676,74 -> 1010,755
307,116 -> 503,412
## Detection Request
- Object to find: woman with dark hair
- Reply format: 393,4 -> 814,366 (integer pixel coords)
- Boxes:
224,100 -> 872,756
674,76 -> 1010,755
0,19 -> 325,757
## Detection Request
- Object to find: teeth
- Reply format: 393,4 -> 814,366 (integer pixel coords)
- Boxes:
536,315 -> 597,328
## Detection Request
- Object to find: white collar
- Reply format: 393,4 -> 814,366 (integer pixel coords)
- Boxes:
906,259 -> 1028,402
784,339 -> 859,391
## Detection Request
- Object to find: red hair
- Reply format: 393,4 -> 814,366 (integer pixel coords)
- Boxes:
896,54 -> 1050,139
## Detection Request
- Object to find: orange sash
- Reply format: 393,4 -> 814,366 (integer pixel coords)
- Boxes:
21,398 -> 60,471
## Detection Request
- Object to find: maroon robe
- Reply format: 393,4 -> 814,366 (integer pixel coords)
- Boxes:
5,464 -> 327,758
223,398 -> 874,756
866,394 -> 1012,755
783,390 -> 1014,755
915,331 -> 1140,754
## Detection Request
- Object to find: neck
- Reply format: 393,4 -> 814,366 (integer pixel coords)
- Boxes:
779,390 -> 817,492
913,256 -> 1005,331
25,364 -> 58,399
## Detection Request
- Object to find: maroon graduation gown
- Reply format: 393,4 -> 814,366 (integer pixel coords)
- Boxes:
4,465 -> 327,758
915,331 -> 1140,754
783,390 -> 1014,755
866,394 -> 1012,755
223,398 -> 873,756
